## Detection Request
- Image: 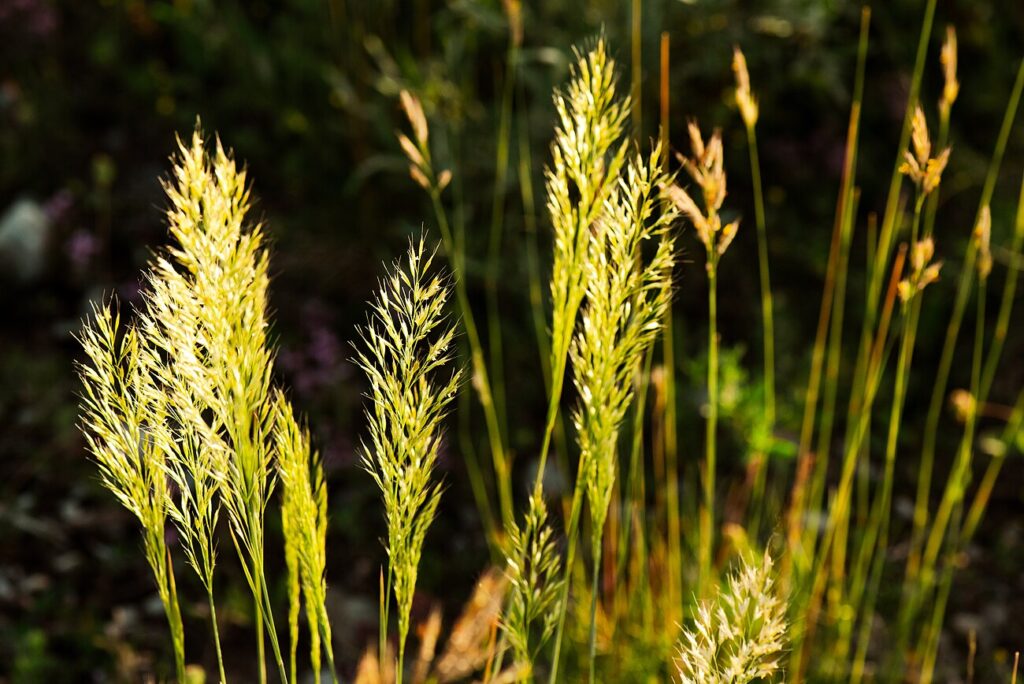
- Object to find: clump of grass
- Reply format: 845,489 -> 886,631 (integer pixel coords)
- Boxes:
676,552 -> 787,684
354,237 -> 462,684
80,127 -> 340,684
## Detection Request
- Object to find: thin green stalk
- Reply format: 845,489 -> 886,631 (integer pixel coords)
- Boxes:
380,565 -> 391,679
256,596 -> 266,684
658,30 -> 682,630
209,590 -> 227,684
630,0 -> 642,142
485,37 -> 520,443
258,544 -> 289,684
700,266 -> 719,596
616,352 -> 653,624
164,548 -> 187,683
743,123 -> 775,434
548,456 -> 587,684
909,58 -> 1024,583
588,535 -> 603,684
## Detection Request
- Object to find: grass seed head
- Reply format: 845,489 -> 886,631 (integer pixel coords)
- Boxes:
732,46 -> 759,128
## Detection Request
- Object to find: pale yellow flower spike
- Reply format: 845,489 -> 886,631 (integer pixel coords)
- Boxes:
733,46 -> 759,128
940,26 -> 960,116
974,204 -> 993,279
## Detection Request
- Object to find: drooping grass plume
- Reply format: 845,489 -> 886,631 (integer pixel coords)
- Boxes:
275,394 -> 336,684
676,552 -> 787,684
666,122 -> 739,594
77,306 -> 187,682
355,237 -> 462,684
570,143 -> 676,680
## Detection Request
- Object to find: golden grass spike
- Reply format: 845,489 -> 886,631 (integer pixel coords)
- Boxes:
732,46 -> 759,128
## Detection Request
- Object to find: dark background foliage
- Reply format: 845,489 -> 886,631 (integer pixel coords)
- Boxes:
1,0 -> 1022,681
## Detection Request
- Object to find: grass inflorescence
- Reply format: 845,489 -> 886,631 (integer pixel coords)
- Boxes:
77,7 -> 1024,682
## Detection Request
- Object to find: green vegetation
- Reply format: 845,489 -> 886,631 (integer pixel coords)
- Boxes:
3,1 -> 1024,682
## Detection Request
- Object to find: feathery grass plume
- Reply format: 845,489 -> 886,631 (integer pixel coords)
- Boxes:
666,122 -> 738,593
355,237 -> 462,684
154,127 -> 286,682
275,394 -> 336,684
537,35 -> 630,487
77,305 -> 186,681
544,39 -> 632,682
676,552 -> 787,684
571,143 -> 676,679
501,493 -> 563,675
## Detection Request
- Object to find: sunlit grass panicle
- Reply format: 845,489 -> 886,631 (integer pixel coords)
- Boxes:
677,552 -> 787,684
275,393 -> 335,683
572,142 -> 676,540
155,125 -> 286,680
546,37 -> 631,398
77,304 -> 186,679
501,492 -> 563,671
355,237 -> 462,682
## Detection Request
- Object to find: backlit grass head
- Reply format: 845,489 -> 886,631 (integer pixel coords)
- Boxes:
571,143 -> 676,540
667,122 -> 738,260
547,37 -> 631,368
355,236 -> 462,670
677,552 -> 788,684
